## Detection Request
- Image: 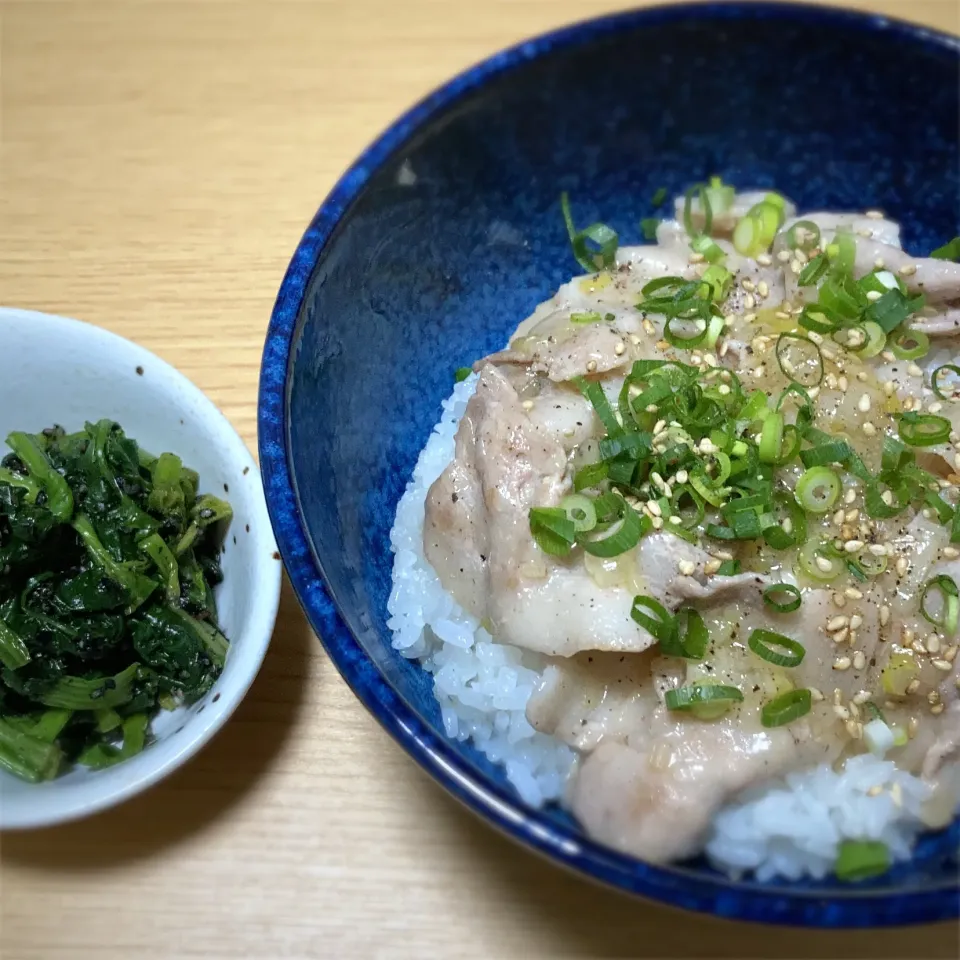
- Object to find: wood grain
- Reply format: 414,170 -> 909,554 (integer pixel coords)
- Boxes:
1,2 -> 959,958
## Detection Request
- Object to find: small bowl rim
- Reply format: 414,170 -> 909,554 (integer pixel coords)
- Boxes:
1,306 -> 281,828
258,2 -> 960,926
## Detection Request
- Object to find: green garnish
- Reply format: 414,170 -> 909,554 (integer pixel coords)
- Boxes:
747,628 -> 806,667
561,192 -> 618,273
454,367 -> 472,382
920,575 -> 959,635
761,689 -> 812,728
835,840 -> 890,882
930,237 -> 960,261
0,421 -> 232,782
651,186 -> 668,207
762,584 -> 802,613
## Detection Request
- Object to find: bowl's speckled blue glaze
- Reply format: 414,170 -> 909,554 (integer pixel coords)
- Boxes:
259,2 -> 960,926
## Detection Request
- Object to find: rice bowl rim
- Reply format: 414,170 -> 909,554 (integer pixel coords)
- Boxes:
257,1 -> 960,926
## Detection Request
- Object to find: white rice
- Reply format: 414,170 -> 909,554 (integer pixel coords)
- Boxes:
386,376 -> 946,877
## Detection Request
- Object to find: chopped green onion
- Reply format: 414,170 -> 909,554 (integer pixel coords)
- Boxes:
560,494 -> 597,533
748,628 -> 806,667
763,492 -> 807,549
775,332 -> 823,387
580,498 -> 650,558
932,364 -> 960,401
573,376 -> 622,437
761,689 -> 812,727
704,176 -> 735,215
889,326 -> 929,360
763,583 -> 802,613
835,840 -> 890,882
799,439 -> 852,468
797,253 -> 829,287
560,192 -> 618,272
785,219 -> 821,252
819,274 -> 863,322
920,575 -> 959,635
640,218 -> 659,241
570,311 -> 604,325
827,230 -> 856,274
529,507 -> 576,557
651,186 -> 668,207
716,559 -> 741,575
691,233 -> 726,264
683,183 -> 713,236
854,320 -> 887,358
758,413 -> 784,464
796,466 -> 841,513
454,367 -> 472,383
798,304 -> 839,334
898,412 -> 951,447
573,461 -> 608,492
931,237 -> 960,261
664,683 -> 743,712
866,288 -> 925,333
674,607 -> 709,660
630,596 -> 675,644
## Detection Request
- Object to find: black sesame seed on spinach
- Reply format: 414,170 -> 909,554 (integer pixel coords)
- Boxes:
0,420 -> 232,781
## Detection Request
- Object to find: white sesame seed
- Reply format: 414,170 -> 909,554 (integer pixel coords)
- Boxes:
868,543 -> 888,557
843,540 -> 864,553
827,615 -> 850,632
906,678 -> 921,695
795,249 -> 809,264
908,362 -> 924,378
929,402 -> 943,414
874,257 -> 886,269
714,549 -> 734,561
704,559 -> 722,575
846,719 -> 863,739
743,312 -> 758,323
853,651 -> 867,671
675,469 -> 688,485
927,689 -> 940,705
904,628 -> 916,646
857,371 -> 868,382
669,515 -> 681,525
849,702 -> 861,720
833,628 -> 850,644
844,488 -> 857,505
678,559 -> 696,576
816,557 -> 835,574
614,341 -> 626,356
867,784 -> 884,797
833,688 -> 843,705
642,318 -> 655,335
586,360 -> 597,372
757,253 -> 773,266
833,656 -> 851,671
743,294 -> 756,310
932,658 -> 953,672
852,690 -> 872,705
945,645 -> 958,663
790,259 -> 802,274
845,587 -> 863,600
757,280 -> 769,298
833,704 -> 851,720
857,228 -> 873,239
927,636 -> 941,654
521,400 -> 534,410
883,380 -> 896,396
862,421 -> 877,437
908,717 -> 920,738
832,508 -> 846,526
651,516 -> 664,529
879,605 -> 890,626
849,614 -> 864,631
944,547 -> 960,560
881,489 -> 894,506
742,279 -> 756,292
857,394 -> 871,413
865,290 -> 882,302
777,249 -> 791,263
832,592 -> 847,608
838,375 -> 849,392
866,210 -> 884,220
846,509 -> 859,522
895,557 -> 908,577
809,687 -> 824,702
689,252 -> 705,264
647,500 -> 663,517
898,264 -> 918,277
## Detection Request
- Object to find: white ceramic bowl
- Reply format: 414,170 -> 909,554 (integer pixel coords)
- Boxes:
0,307 -> 281,828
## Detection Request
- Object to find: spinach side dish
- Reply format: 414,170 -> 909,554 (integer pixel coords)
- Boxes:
0,421 -> 232,781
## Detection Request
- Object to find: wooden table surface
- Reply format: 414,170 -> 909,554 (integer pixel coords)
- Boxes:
1,2 -> 959,957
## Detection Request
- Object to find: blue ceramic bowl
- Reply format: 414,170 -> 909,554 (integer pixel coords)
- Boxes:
259,2 -> 960,926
